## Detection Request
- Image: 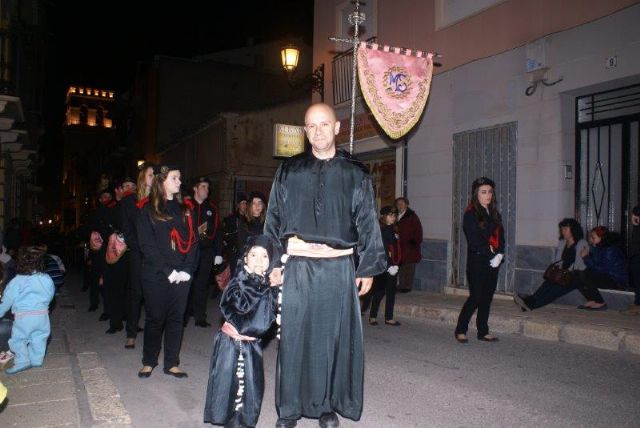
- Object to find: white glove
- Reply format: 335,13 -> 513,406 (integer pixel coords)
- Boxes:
168,270 -> 180,284
489,253 -> 504,268
387,265 -> 399,276
177,271 -> 191,282
281,254 -> 290,264
214,256 -> 223,265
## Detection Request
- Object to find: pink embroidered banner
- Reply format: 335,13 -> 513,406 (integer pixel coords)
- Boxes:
357,43 -> 433,139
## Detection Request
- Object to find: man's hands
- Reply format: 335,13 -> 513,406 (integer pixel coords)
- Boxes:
214,256 -> 223,265
269,267 -> 284,286
356,277 -> 373,296
387,265 -> 399,276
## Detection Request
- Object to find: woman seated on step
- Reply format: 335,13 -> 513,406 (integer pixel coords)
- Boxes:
514,218 -> 588,311
573,226 -> 628,311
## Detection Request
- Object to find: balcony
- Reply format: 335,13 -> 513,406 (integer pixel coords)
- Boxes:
331,37 -> 376,106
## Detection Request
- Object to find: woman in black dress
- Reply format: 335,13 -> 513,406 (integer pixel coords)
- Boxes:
454,177 -> 505,343
136,164 -> 199,378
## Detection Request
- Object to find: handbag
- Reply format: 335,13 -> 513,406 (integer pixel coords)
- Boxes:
105,232 -> 127,264
543,261 -> 575,287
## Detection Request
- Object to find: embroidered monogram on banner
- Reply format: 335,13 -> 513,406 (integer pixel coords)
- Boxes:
357,43 -> 433,139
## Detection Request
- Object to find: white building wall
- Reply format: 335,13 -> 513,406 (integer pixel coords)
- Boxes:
410,3 -> 640,247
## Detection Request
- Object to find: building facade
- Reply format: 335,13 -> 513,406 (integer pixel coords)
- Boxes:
0,0 -> 47,229
313,0 -> 640,305
130,40 -> 314,210
62,86 -> 119,228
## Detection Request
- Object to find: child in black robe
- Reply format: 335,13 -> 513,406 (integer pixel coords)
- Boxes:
204,235 -> 280,428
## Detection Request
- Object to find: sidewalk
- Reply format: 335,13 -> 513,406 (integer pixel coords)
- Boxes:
0,289 -> 132,427
393,291 -> 640,355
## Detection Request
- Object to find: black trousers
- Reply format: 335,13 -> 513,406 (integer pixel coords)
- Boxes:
104,252 -> 129,329
89,249 -> 107,311
369,272 -> 397,320
126,250 -> 144,338
141,270 -> 190,368
455,260 -> 499,338
187,248 -> 214,323
575,269 -> 613,303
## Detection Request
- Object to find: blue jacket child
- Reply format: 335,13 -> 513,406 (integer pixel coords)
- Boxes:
0,247 -> 55,374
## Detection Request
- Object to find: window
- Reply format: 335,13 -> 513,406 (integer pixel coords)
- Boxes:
435,0 -> 506,30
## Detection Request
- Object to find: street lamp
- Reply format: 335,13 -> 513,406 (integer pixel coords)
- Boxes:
280,44 -> 325,102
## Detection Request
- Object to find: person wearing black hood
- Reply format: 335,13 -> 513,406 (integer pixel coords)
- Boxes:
88,187 -> 117,318
454,177 -> 505,343
184,176 -> 223,328
136,164 -> 199,379
203,235 -> 281,428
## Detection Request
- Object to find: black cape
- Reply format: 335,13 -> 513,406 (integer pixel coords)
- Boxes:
203,269 -> 278,427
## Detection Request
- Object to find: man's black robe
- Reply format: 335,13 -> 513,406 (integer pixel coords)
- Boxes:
264,149 -> 386,421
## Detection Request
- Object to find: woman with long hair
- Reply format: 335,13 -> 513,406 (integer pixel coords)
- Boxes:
454,177 -> 505,343
236,192 -> 267,255
136,164 -> 199,378
122,162 -> 154,349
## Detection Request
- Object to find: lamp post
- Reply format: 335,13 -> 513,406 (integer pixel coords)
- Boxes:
280,44 -> 324,102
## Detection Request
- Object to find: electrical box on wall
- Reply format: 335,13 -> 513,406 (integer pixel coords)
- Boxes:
526,39 -> 549,73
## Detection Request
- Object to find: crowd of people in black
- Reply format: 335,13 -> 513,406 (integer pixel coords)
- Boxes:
0,105 -> 639,426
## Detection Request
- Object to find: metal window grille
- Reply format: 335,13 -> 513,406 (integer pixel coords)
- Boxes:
452,122 -> 518,294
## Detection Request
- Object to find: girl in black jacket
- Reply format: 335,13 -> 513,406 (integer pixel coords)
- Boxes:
136,164 -> 199,378
368,205 -> 402,326
455,177 -> 505,343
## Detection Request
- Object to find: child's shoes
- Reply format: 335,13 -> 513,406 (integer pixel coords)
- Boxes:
0,351 -> 15,371
5,363 -> 31,375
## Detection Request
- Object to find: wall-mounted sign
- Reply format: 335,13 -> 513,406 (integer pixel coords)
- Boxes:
335,112 -> 379,145
273,123 -> 305,158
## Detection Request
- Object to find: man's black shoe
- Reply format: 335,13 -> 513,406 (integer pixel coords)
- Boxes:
319,412 -> 339,428
98,313 -> 110,321
105,326 -> 123,334
195,320 -> 212,328
275,418 -> 297,428
88,305 -> 98,312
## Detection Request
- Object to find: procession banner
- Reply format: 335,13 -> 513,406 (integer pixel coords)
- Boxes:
357,43 -> 433,139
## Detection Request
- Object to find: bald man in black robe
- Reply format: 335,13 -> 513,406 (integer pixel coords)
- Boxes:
265,103 -> 386,428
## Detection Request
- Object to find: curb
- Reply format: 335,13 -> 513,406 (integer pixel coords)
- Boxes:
394,302 -> 640,356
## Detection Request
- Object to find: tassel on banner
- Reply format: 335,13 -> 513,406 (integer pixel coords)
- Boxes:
276,286 -> 283,340
359,41 -> 441,60
234,345 -> 246,411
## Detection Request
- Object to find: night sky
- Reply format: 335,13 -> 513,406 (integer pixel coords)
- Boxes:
40,1 -> 314,211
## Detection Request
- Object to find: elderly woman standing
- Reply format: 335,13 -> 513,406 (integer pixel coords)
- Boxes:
136,164 -> 199,378
455,177 -> 505,343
